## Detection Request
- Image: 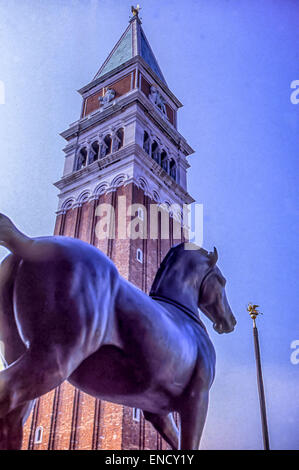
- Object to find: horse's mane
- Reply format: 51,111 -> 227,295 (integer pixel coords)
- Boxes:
150,242 -> 211,296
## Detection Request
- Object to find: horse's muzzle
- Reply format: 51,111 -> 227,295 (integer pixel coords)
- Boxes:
214,315 -> 236,334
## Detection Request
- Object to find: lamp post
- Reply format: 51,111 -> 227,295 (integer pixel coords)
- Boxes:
247,303 -> 270,450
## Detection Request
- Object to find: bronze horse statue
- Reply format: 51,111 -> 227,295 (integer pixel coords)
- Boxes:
0,213 -> 236,450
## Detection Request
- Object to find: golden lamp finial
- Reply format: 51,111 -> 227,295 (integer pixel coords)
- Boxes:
131,4 -> 141,17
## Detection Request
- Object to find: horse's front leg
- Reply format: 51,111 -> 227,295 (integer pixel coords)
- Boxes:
143,411 -> 179,450
178,386 -> 209,450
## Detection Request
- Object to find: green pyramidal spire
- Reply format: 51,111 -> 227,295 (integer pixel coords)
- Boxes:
94,13 -> 167,85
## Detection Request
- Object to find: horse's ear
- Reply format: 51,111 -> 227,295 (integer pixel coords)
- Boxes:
208,247 -> 218,266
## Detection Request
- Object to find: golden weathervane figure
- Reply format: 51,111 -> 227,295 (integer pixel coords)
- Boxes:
131,5 -> 141,17
247,302 -> 263,323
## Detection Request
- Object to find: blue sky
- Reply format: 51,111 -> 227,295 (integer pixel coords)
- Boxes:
0,0 -> 298,449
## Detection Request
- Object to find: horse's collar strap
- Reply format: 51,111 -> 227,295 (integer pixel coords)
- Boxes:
150,294 -> 204,327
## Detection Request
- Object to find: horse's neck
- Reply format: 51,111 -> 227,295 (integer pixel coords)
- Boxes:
150,263 -> 199,315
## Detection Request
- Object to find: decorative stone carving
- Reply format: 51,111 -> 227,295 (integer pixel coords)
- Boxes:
99,88 -> 116,106
149,86 -> 167,116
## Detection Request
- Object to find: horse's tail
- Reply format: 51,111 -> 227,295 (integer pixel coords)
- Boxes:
0,214 -> 34,259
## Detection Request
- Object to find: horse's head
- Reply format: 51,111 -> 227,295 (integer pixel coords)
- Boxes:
198,248 -> 236,334
150,243 -> 236,334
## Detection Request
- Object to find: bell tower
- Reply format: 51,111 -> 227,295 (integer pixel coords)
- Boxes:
22,9 -> 194,450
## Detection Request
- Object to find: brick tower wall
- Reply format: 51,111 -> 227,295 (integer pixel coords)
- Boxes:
22,182 -> 184,450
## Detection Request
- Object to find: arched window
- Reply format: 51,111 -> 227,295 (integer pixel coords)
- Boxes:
169,158 -> 177,181
143,131 -> 150,154
78,191 -> 90,205
88,141 -> 99,164
112,174 -> 126,188
153,190 -> 160,203
75,147 -> 87,171
34,426 -> 43,444
116,128 -> 124,150
161,150 -> 168,172
133,408 -> 141,422
62,198 -> 75,212
151,141 -> 160,164
103,134 -> 112,156
136,248 -> 143,264
138,177 -> 148,192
